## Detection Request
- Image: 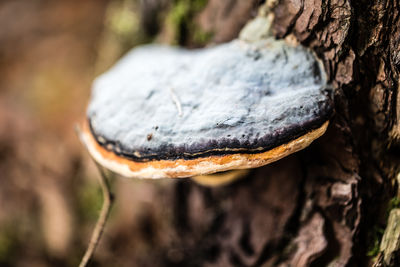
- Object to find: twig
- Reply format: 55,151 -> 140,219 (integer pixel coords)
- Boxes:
169,87 -> 183,117
79,162 -> 114,267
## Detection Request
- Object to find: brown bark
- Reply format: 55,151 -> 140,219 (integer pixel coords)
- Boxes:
61,0 -> 398,266
116,0 -> 400,266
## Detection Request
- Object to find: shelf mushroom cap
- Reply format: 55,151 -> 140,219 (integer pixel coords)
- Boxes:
81,39 -> 333,179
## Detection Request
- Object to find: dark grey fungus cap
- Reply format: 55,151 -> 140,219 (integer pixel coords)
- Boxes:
81,39 -> 333,179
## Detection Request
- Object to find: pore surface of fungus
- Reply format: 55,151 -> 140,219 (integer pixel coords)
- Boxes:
82,39 -> 333,178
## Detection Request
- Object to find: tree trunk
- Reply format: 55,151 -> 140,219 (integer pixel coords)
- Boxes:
98,0 -> 400,266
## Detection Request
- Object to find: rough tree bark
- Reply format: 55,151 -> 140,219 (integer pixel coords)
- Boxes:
97,0 -> 400,266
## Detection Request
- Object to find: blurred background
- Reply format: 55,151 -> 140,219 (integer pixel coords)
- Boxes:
0,0 -> 260,266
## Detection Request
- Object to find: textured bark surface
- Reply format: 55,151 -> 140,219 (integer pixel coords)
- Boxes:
271,0 -> 399,265
56,0 -> 399,266
120,0 -> 399,266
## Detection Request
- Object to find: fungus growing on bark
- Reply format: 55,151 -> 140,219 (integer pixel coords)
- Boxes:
80,38 -> 333,180
77,8 -> 334,265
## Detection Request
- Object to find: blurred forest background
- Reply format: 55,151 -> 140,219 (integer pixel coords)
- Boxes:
0,0 -> 262,266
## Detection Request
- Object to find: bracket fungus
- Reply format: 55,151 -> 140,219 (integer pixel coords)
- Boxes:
81,38 -> 333,181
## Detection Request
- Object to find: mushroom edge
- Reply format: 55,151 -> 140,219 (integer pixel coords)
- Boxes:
80,120 -> 329,179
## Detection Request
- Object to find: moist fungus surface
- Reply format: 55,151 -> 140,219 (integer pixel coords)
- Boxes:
86,39 -> 333,165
